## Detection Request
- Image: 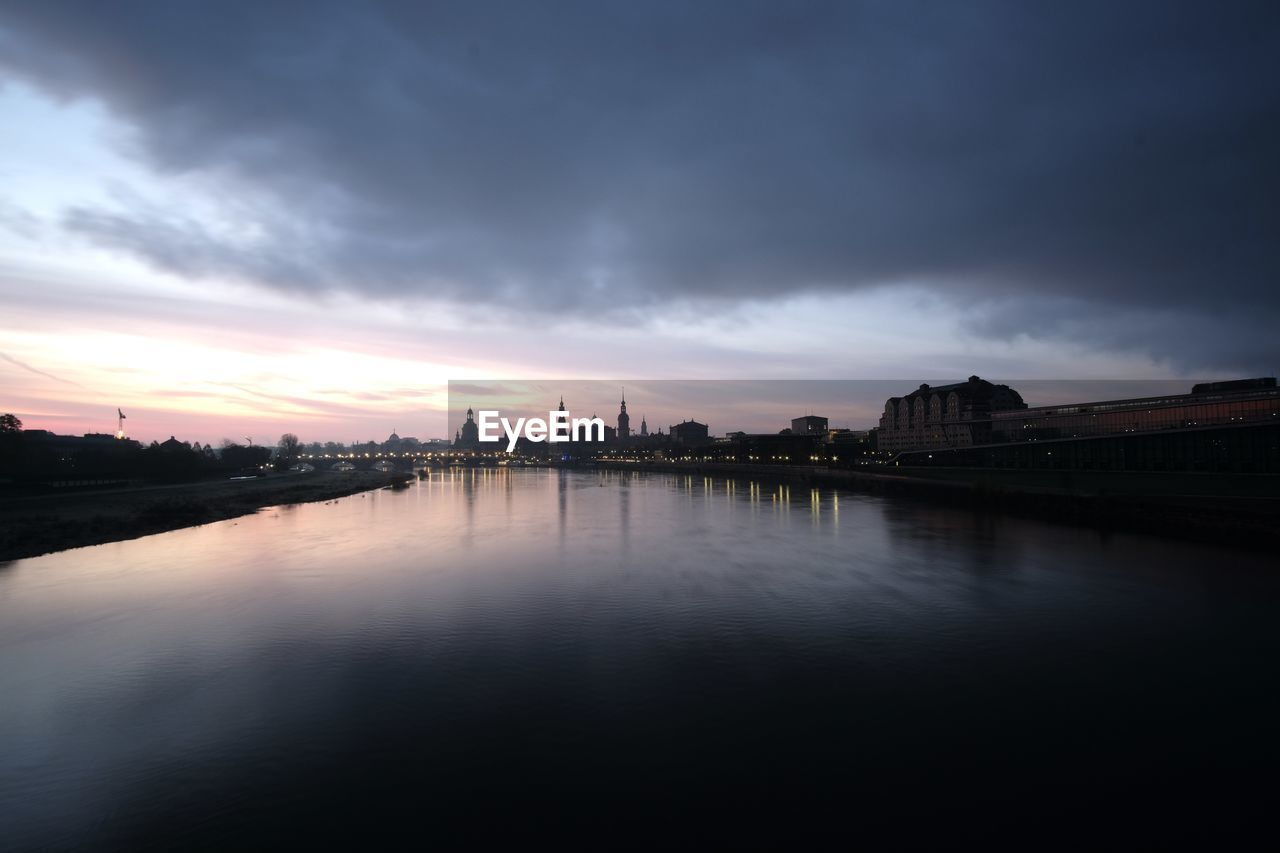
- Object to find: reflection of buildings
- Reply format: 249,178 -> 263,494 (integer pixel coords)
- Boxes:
878,376 -> 1026,453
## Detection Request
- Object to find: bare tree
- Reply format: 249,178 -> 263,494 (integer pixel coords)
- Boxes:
277,433 -> 301,463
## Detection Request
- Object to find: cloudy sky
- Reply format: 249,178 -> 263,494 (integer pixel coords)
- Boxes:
1,1 -> 1276,443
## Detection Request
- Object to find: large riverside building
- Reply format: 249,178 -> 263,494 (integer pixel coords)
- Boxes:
878,376 -> 1026,453
990,378 -> 1279,441
895,378 -> 1280,473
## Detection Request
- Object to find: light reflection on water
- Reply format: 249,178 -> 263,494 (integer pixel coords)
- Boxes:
1,468 -> 1277,846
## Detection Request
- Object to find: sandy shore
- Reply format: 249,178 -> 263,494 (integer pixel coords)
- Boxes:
0,471 -> 410,562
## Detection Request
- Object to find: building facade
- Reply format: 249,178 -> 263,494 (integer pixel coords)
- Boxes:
790,415 -> 829,435
989,378 -> 1278,442
893,378 -> 1279,473
878,376 -> 1026,453
670,419 -> 709,445
454,407 -> 480,450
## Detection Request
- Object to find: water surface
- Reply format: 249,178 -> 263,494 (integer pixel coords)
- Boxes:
2,469 -> 1276,846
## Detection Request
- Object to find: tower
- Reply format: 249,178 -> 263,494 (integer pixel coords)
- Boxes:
640,414 -> 648,437
617,388 -> 630,439
456,406 -> 480,450
554,395 -> 571,443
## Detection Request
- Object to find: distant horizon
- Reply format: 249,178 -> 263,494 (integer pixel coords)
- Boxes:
13,376 -> 1259,447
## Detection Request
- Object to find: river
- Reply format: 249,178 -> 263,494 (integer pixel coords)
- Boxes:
1,468 -> 1276,847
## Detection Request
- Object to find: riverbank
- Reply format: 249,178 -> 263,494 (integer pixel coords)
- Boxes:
0,471 -> 411,562
587,461 -> 1280,550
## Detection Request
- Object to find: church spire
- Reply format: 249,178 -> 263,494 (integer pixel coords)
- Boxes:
617,387 -> 631,438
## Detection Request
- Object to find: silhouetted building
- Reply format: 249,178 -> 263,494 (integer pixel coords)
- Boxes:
989,377 -> 1278,442
711,431 -> 821,464
454,408 -> 480,450
8,429 -> 145,484
611,386 -> 627,435
894,378 -> 1280,473
617,391 -> 630,439
21,429 -> 142,455
878,376 -> 1026,452
828,429 -> 872,460
670,419 -> 709,445
791,415 -> 828,435
640,415 -> 648,437
576,413 -> 616,446
554,397 -> 571,442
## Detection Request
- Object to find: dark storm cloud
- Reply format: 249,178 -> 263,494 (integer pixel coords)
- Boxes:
0,0 -> 1277,368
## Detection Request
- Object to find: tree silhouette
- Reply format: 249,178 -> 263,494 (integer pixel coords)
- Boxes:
277,433 -> 300,460
219,441 -> 270,470
0,413 -> 22,433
